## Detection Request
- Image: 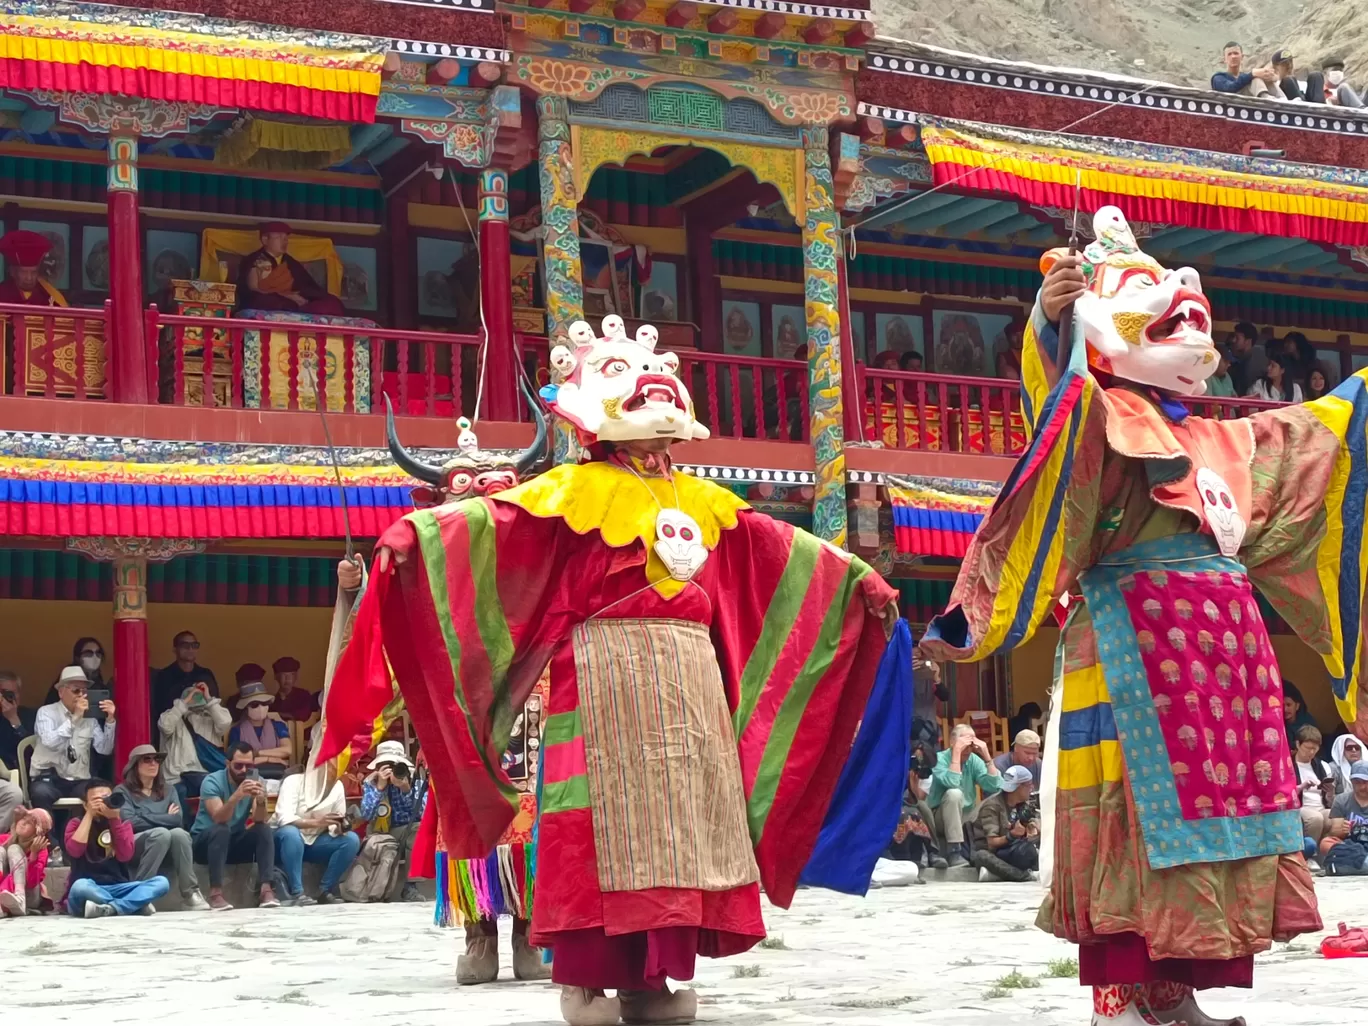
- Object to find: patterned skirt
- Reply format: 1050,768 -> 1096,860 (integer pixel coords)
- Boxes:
1038,534 -> 1321,986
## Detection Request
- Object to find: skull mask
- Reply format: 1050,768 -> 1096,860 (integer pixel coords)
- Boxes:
546,318 -> 710,444
1041,206 -> 1217,396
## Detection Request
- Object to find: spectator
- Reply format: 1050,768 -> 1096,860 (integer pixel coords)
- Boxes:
1282,681 -> 1318,748
1322,57 -> 1364,108
359,740 -> 428,901
1211,42 -> 1275,97
899,350 -> 924,373
910,646 -> 948,751
1007,702 -> 1042,743
0,805 -> 52,916
969,764 -> 1040,882
1330,734 -> 1365,792
114,744 -> 208,911
993,729 -> 1042,791
64,779 -> 169,918
151,631 -> 219,736
273,763 -> 360,906
0,670 -> 36,775
270,657 -> 318,723
1246,353 -> 1303,403
1322,761 -> 1368,875
927,724 -> 1002,867
43,638 -> 109,705
159,682 -> 230,820
1306,366 -> 1331,401
228,675 -> 291,780
1226,322 -> 1267,395
887,747 -> 946,871
1293,725 -> 1336,863
29,667 -> 115,824
1205,346 -> 1237,398
1279,332 -> 1315,385
191,741 -> 279,911
1270,49 -> 1302,100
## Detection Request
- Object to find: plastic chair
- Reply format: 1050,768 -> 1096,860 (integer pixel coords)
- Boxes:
15,734 -> 36,803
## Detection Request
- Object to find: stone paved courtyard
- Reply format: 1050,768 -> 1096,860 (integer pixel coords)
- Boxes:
7,880 -> 1365,1024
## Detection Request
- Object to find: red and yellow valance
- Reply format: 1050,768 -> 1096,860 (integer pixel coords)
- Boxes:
0,2 -> 386,121
922,125 -> 1368,246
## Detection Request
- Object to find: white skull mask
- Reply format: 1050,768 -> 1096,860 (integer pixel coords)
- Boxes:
546,324 -> 709,444
1196,467 -> 1246,557
601,315 -> 627,341
654,508 -> 708,582
635,324 -> 659,351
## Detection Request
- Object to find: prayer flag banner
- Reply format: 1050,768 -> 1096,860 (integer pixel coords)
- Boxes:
887,474 -> 997,558
922,124 -> 1368,246
0,1 -> 386,121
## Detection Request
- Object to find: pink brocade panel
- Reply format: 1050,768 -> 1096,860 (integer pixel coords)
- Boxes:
1122,569 -> 1298,822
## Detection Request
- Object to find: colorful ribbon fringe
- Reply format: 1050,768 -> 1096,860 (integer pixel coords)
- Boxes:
434,843 -> 535,928
923,124 -> 1368,246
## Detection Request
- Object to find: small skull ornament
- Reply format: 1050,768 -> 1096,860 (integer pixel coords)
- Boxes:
1196,467 -> 1245,558
568,320 -> 597,346
601,314 -> 628,341
455,416 -> 479,454
635,324 -> 660,350
654,508 -> 708,582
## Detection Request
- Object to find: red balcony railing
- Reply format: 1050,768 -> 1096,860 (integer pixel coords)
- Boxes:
862,367 -> 1026,455
147,309 -> 483,416
2,301 -> 109,400
1187,394 -> 1288,419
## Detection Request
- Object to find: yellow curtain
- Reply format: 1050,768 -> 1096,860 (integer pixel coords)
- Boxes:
214,119 -> 352,172
199,229 -> 343,296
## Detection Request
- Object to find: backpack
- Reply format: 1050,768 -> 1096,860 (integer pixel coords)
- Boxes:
339,831 -> 403,903
1324,839 -> 1368,877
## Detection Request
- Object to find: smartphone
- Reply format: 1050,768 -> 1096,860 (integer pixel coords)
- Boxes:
247,767 -> 261,781
84,687 -> 110,718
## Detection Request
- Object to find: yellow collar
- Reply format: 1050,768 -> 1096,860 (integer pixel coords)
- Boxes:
494,462 -> 748,597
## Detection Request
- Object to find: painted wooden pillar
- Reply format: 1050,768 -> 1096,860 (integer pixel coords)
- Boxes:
386,190 -> 415,330
478,168 -> 518,421
535,96 -> 583,337
107,135 -> 149,404
800,127 -> 849,548
111,552 -> 150,770
536,95 -> 584,462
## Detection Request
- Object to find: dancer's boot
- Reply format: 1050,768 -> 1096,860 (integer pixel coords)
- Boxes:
559,987 -> 621,1026
456,920 -> 500,985
619,986 -> 698,1025
1145,983 -> 1246,1026
511,918 -> 551,981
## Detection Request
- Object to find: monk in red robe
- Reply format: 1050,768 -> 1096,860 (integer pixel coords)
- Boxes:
236,222 -> 344,316
0,230 -> 67,307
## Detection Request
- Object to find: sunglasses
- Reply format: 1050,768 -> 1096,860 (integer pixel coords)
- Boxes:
138,755 -> 162,764
176,640 -> 201,650
81,649 -> 103,658
246,701 -> 271,710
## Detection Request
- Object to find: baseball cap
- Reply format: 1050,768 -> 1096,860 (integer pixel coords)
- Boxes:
1271,48 -> 1294,65
1014,729 -> 1042,748
1350,760 -> 1368,782
1001,764 -> 1034,792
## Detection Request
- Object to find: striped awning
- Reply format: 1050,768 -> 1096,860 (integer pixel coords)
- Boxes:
887,474 -> 997,558
923,124 -> 1368,246
0,1 -> 387,121
0,457 -> 413,540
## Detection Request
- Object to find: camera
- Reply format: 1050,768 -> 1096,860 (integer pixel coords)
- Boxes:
0,689 -> 16,704
1018,794 -> 1040,825
391,762 -> 410,781
102,791 -> 125,810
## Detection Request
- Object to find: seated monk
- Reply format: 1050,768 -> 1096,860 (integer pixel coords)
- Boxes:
236,222 -> 344,316
0,230 -> 68,307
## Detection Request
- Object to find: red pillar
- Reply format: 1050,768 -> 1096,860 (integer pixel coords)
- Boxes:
688,221 -> 722,352
477,168 -> 518,420
107,135 -> 148,404
111,554 -> 150,769
836,255 -> 866,443
387,190 -> 415,330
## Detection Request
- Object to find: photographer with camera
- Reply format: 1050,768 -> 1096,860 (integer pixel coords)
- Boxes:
190,742 -> 280,911
356,740 -> 427,902
968,764 -> 1039,883
1321,760 -> 1368,876
63,778 -> 169,917
30,667 -> 116,834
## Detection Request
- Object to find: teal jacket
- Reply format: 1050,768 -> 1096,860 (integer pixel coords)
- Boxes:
928,747 -> 1002,808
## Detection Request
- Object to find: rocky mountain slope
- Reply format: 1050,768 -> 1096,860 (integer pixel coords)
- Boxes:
871,0 -> 1362,91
